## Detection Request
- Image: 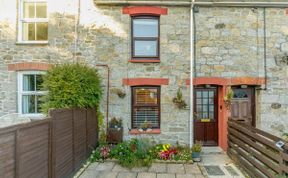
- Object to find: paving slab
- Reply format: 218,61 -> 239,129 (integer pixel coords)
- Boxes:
117,172 -> 137,178
184,164 -> 202,175
148,163 -> 167,173
156,173 -> 176,178
137,172 -> 157,178
86,163 -> 100,171
95,162 -> 115,171
176,174 -> 196,178
112,164 -> 130,172
167,164 -> 185,174
96,171 -> 118,178
131,167 -> 149,172
79,170 -> 99,178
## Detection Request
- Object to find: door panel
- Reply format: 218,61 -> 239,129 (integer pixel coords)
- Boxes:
194,88 -> 218,146
231,88 -> 255,126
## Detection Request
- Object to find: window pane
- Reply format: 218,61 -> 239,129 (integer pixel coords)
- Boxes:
36,3 -> 47,18
23,75 -> 35,91
24,2 -> 35,18
135,88 -> 158,105
196,91 -> 202,98
203,91 -> 208,98
22,95 -> 36,114
196,99 -> 202,104
133,107 -> 159,128
36,75 -> 43,91
36,23 -> 48,40
133,18 -> 158,37
134,40 -> 157,57
23,23 -> 35,41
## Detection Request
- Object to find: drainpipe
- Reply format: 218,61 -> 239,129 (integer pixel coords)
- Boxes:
96,64 -> 110,132
189,0 -> 195,148
263,8 -> 268,90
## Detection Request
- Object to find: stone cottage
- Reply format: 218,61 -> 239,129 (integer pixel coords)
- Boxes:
0,0 -> 287,150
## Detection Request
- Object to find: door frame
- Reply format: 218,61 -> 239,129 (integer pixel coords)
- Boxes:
193,85 -> 218,146
231,86 -> 256,127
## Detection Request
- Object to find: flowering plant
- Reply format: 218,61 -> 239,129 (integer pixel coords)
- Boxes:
158,144 -> 177,160
100,145 -> 110,159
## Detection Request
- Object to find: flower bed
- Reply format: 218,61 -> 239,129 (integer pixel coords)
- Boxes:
90,138 -> 196,168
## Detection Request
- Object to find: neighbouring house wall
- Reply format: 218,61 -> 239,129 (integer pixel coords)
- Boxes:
0,0 -> 79,118
195,7 -> 288,137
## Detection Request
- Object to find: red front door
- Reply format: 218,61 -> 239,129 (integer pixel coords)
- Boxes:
194,87 -> 218,146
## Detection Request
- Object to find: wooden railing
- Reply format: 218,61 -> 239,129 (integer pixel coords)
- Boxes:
228,119 -> 288,178
0,108 -> 98,178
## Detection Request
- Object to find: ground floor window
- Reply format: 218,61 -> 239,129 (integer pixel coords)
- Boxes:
18,71 -> 46,115
132,86 -> 160,129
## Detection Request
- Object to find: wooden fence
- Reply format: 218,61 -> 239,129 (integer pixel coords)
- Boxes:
0,108 -> 98,178
228,119 -> 288,178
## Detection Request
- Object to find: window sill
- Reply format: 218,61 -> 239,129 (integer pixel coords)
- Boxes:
129,59 -> 160,63
129,129 -> 161,135
16,41 -> 49,45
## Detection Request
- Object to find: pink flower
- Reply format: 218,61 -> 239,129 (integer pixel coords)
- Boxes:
100,146 -> 110,159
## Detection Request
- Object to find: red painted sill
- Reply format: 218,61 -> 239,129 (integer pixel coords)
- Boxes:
129,59 -> 160,63
129,129 -> 161,135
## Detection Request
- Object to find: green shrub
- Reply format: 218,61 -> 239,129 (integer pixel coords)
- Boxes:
41,63 -> 103,113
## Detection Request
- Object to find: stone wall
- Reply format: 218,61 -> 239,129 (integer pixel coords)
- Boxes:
77,4 -> 191,144
195,7 -> 288,136
0,0 -> 287,142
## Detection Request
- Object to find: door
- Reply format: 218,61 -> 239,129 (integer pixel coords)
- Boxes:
231,87 -> 255,126
194,87 -> 218,146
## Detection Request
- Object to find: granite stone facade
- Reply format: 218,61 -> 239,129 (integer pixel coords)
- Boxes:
0,0 -> 287,144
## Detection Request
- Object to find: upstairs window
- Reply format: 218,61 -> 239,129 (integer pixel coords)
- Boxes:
18,71 -> 46,115
18,0 -> 48,43
132,86 -> 160,129
132,16 -> 159,59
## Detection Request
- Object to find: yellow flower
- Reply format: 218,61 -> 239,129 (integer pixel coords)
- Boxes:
162,144 -> 171,151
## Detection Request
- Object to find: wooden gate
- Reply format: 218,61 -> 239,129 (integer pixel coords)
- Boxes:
228,119 -> 288,178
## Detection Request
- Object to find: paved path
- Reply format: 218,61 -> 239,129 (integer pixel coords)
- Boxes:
78,162 -> 205,178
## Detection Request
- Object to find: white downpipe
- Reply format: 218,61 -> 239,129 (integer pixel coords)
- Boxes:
189,0 -> 195,148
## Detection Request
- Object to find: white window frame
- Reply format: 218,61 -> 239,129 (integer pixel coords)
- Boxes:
18,0 -> 48,44
18,71 -> 46,117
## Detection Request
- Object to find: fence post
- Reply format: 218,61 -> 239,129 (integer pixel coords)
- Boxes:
15,129 -> 20,178
48,118 -> 52,178
280,145 -> 288,176
72,109 -> 75,172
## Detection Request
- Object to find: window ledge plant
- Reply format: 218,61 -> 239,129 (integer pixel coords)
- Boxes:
173,88 -> 187,109
139,120 -> 152,132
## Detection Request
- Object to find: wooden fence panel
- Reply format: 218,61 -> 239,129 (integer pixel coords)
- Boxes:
0,131 -> 15,178
73,109 -> 87,170
51,109 -> 74,178
18,121 -> 50,178
228,119 -> 288,178
86,109 -> 98,156
0,108 -> 98,178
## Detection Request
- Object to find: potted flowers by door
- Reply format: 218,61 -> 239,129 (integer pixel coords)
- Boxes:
107,117 -> 123,144
139,120 -> 152,132
224,86 -> 234,110
191,142 -> 202,162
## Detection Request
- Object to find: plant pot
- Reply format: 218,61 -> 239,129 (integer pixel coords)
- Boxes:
192,152 -> 201,162
107,127 -> 123,144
